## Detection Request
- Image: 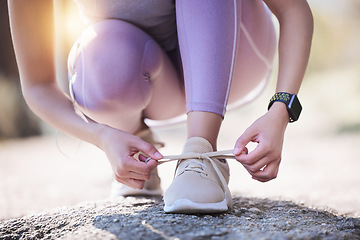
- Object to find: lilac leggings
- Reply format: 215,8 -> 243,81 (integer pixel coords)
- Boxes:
68,0 -> 276,133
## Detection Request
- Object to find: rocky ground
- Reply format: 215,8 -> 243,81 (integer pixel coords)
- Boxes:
1,196 -> 359,240
1,1 -> 360,238
0,64 -> 359,239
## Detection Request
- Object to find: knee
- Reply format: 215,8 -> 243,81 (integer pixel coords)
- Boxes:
70,20 -> 155,112
71,67 -> 150,114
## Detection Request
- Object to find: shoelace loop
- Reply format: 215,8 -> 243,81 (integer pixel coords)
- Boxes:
145,150 -> 238,165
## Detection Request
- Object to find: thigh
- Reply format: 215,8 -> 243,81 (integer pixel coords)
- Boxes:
175,0 -> 276,116
227,0 -> 276,107
68,19 -> 185,131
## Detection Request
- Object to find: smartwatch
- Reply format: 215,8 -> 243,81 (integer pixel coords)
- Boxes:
268,92 -> 302,122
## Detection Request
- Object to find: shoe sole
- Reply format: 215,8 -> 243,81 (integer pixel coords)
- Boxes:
164,198 -> 228,214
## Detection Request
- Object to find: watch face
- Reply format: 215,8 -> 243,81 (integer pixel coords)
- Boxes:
288,95 -> 302,122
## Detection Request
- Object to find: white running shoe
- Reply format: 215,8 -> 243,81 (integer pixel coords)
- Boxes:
110,128 -> 164,198
163,137 -> 231,213
110,168 -> 163,197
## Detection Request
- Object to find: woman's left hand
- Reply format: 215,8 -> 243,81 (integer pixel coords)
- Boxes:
233,102 -> 289,182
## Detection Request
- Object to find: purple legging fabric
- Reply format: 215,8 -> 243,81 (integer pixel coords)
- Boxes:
68,0 -> 276,133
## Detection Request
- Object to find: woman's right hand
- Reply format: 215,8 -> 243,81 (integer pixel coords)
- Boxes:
97,125 -> 163,190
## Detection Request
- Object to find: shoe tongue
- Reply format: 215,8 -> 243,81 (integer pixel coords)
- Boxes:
182,137 -> 213,154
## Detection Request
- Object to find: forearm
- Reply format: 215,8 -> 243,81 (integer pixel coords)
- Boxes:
8,0 -> 104,148
262,0 -> 313,123
266,0 -> 314,94
276,4 -> 313,93
23,82 -> 105,148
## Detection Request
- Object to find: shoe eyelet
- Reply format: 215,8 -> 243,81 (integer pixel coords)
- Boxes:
218,158 -> 227,163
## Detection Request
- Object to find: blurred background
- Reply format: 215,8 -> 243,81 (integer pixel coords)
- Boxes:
0,0 -> 359,220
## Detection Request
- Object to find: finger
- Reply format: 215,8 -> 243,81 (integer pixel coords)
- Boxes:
243,156 -> 272,174
118,155 -> 153,176
114,176 -> 145,190
124,154 -> 158,174
234,147 -> 249,162
236,143 -> 268,166
114,166 -> 149,182
125,169 -> 153,181
250,161 -> 279,182
138,153 -> 149,162
133,138 -> 163,160
233,129 -> 255,155
243,147 -> 249,155
145,159 -> 158,172
127,179 -> 145,190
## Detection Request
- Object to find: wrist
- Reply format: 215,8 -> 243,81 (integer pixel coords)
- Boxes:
267,102 -> 290,125
94,124 -> 114,150
268,92 -> 302,122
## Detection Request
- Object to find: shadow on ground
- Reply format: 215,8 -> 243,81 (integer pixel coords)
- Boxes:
1,196 -> 359,240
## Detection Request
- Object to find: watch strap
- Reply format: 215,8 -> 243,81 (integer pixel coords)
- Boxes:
268,92 -> 292,110
268,92 -> 301,122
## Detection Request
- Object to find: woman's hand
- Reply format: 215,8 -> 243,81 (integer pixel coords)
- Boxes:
233,102 -> 289,182
233,0 -> 313,182
98,125 -> 163,189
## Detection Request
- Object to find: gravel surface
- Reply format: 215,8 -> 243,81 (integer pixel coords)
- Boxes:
1,196 -> 359,240
1,58 -> 359,239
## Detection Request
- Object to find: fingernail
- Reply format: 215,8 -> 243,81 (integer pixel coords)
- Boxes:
233,147 -> 241,155
155,152 -> 163,159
